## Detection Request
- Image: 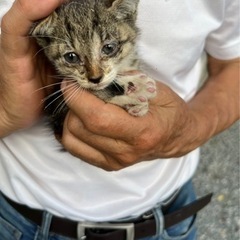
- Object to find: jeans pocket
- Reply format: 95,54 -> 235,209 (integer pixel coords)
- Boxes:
0,216 -> 22,240
162,214 -> 197,240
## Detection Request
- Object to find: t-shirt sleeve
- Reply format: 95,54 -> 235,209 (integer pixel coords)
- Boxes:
205,0 -> 240,60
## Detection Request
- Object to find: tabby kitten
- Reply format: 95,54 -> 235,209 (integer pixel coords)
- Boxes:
31,0 -> 156,137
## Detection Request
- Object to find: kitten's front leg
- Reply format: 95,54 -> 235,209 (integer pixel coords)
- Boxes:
108,73 -> 157,116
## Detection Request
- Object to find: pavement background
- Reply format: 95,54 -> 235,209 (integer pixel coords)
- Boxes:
193,121 -> 239,240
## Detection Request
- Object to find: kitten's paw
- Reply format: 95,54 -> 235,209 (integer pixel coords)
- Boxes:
120,74 -> 157,116
125,103 -> 149,117
126,75 -> 156,99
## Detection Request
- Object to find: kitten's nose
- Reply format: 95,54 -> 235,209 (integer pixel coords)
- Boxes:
89,76 -> 102,84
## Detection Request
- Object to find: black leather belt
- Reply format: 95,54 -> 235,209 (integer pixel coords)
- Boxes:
3,193 -> 212,240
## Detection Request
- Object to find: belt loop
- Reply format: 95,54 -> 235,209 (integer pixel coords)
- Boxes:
152,203 -> 164,237
39,211 -> 53,240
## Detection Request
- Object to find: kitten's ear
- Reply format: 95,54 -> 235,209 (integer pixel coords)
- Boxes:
30,12 -> 58,46
105,0 -> 140,19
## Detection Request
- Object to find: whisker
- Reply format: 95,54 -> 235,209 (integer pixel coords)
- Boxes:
44,92 -> 63,110
52,95 -> 67,115
34,82 -> 62,93
53,84 -> 82,114
64,86 -> 83,106
33,43 -> 63,58
113,80 -> 124,92
11,35 -> 69,49
28,35 -> 69,44
34,79 -> 76,93
48,75 -> 64,80
44,88 -> 63,102
44,84 -> 75,110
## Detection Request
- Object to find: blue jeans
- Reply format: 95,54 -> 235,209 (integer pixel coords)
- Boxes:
0,180 -> 197,240
140,180 -> 197,240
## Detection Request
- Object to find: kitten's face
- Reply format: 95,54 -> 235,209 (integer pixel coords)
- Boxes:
31,0 -> 139,90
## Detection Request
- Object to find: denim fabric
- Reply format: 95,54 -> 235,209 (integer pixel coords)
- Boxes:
139,180 -> 197,240
0,180 -> 197,240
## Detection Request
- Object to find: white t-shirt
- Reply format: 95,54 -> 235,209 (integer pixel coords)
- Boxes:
0,0 -> 239,222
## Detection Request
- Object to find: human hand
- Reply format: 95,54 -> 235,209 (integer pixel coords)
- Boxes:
0,0 -> 64,137
61,73 -> 199,171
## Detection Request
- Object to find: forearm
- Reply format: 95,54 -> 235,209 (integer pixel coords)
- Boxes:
188,56 -> 239,146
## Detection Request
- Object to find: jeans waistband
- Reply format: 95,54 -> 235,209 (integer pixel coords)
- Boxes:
0,190 -> 212,240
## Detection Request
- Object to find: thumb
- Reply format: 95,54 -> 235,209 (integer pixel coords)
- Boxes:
1,0 -> 65,57
61,80 -> 145,140
61,80 -> 106,118
61,80 -> 130,127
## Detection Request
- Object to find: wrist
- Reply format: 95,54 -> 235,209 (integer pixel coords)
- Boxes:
157,102 -> 201,158
184,107 -> 214,149
161,105 -> 212,158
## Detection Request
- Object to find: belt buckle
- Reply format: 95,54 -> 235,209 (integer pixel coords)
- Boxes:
77,222 -> 134,240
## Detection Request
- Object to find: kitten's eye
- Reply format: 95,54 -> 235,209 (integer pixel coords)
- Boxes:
64,52 -> 80,64
102,42 -> 118,56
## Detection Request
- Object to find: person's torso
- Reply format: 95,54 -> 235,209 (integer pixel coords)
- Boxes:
0,0 -> 227,221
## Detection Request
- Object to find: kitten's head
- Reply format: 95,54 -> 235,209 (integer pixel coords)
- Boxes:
31,0 -> 139,90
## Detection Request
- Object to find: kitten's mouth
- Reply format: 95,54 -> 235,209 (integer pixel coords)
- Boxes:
76,73 -> 117,91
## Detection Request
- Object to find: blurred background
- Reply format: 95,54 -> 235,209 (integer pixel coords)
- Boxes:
193,121 -> 239,239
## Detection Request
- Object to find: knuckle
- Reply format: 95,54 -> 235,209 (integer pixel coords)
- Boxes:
124,156 -> 138,166
136,131 -> 159,151
104,165 -> 122,172
101,155 -> 124,172
61,127 -> 75,151
118,153 -> 138,167
17,0 -> 31,17
1,15 -> 10,34
86,114 -> 111,132
105,153 -> 137,170
64,112 -> 82,134
1,1 -> 29,36
61,132 -> 71,150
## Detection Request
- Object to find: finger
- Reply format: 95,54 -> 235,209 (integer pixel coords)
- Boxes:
1,0 -> 64,57
63,134 -> 108,169
62,113 -> 123,171
63,110 -> 150,169
61,81 -> 147,140
65,110 -> 131,155
65,138 -> 124,171
63,123 -> 146,171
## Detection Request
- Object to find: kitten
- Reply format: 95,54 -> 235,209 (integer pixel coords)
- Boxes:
30,0 -> 156,137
